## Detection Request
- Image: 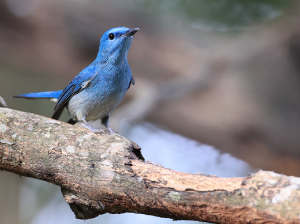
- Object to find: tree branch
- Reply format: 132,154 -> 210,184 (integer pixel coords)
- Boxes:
0,108 -> 300,223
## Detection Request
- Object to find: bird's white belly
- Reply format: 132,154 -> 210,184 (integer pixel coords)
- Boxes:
67,90 -> 123,122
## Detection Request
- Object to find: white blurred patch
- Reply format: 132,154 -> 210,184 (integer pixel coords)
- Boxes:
120,122 -> 251,177
19,178 -> 57,223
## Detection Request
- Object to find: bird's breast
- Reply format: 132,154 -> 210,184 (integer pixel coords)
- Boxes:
68,75 -> 130,122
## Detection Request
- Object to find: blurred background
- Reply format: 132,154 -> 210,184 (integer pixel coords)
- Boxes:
1,0 -> 300,223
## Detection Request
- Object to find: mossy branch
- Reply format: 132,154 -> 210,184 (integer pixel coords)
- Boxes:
0,108 -> 300,223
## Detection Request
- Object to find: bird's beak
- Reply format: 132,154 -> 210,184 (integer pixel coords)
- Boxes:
123,28 -> 139,37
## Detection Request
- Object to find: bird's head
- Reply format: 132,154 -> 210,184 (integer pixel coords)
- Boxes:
97,27 -> 139,64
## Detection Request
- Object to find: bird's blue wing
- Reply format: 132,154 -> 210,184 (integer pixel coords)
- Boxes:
52,68 -> 96,119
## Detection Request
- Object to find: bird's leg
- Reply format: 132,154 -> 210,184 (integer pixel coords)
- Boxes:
101,115 -> 115,134
81,118 -> 105,134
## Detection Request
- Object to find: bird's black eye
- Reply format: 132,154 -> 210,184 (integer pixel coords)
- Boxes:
108,33 -> 115,40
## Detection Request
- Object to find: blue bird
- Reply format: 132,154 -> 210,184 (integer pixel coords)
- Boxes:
13,27 -> 139,133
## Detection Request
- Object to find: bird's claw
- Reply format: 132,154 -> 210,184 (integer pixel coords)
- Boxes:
81,121 -> 114,134
90,127 -> 106,134
81,123 -> 105,134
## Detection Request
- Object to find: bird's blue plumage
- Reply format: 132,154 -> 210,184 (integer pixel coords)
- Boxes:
53,68 -> 96,119
13,27 -> 139,133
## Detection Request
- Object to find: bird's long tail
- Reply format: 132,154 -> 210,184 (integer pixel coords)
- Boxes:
13,90 -> 62,103
13,90 -> 76,124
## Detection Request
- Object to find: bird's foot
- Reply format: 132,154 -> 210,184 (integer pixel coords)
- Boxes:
81,118 -> 114,134
107,127 -> 115,134
81,122 -> 105,134
90,128 -> 106,134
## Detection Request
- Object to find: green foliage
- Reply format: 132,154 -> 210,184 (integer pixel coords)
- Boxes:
134,0 -> 296,28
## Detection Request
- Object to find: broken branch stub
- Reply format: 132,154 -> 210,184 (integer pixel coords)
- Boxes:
0,96 -> 7,108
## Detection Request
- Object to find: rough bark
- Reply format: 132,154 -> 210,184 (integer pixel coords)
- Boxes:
0,107 -> 300,224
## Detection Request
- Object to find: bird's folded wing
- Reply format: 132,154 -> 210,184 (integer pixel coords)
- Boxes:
52,71 -> 96,119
